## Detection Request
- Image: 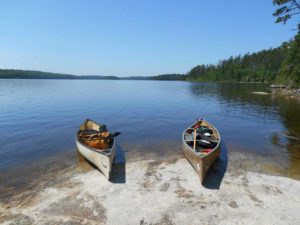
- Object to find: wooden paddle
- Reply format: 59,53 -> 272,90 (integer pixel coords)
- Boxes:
82,132 -> 121,141
193,128 -> 197,151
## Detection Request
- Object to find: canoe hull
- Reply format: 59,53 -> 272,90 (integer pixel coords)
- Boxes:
182,141 -> 220,183
182,120 -> 221,184
76,138 -> 116,180
76,119 -> 116,180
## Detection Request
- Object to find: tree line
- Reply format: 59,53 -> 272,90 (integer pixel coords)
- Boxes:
183,1 -> 300,86
186,25 -> 299,87
1,28 -> 298,85
1,1 -> 299,86
0,69 -> 119,80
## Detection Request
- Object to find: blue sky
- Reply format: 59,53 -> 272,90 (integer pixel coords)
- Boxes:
0,0 -> 299,76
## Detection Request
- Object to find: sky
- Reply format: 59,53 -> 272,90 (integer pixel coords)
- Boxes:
0,0 -> 299,77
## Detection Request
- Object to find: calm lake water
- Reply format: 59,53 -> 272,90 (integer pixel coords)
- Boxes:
0,80 -> 299,179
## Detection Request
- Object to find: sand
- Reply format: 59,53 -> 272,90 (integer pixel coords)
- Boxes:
1,153 -> 300,225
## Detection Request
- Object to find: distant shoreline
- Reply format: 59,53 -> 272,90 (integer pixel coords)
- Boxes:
1,70 -> 298,91
0,69 -> 185,81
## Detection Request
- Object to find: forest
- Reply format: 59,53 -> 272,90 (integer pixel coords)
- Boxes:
185,42 -> 290,83
0,69 -> 119,80
186,26 -> 300,87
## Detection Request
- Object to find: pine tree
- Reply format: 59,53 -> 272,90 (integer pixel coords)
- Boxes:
277,24 -> 300,87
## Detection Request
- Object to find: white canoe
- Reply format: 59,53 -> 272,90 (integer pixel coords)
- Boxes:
76,119 -> 117,180
182,119 -> 221,184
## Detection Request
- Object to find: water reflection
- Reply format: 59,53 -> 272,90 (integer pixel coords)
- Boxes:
188,82 -> 300,178
277,97 -> 300,178
0,80 -> 299,181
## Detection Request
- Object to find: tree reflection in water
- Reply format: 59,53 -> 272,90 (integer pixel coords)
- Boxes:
188,82 -> 300,179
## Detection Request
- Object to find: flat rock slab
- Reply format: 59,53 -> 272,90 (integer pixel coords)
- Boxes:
1,158 -> 300,225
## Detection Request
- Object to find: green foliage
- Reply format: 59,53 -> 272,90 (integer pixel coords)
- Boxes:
0,69 -> 76,79
150,74 -> 185,81
186,44 -> 289,83
273,0 -> 300,23
276,24 -> 300,86
0,69 -> 119,80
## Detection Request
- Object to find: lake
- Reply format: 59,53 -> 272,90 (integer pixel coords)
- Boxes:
0,79 -> 299,181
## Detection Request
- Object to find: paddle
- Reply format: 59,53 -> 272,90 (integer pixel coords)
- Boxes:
193,128 -> 197,151
81,131 -> 121,141
101,132 -> 121,140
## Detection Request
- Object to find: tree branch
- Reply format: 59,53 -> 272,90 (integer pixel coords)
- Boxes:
290,12 -> 300,15
291,0 -> 300,10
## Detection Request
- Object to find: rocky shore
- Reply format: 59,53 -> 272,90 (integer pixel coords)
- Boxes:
270,84 -> 300,98
1,150 -> 300,225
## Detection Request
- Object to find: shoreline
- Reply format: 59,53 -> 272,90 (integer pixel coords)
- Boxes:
1,150 -> 300,225
270,85 -> 300,99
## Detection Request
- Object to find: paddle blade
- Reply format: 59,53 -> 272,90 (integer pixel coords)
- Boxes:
110,132 -> 121,138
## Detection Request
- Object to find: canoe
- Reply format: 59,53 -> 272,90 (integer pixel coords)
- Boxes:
182,119 -> 221,184
76,119 -> 120,180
